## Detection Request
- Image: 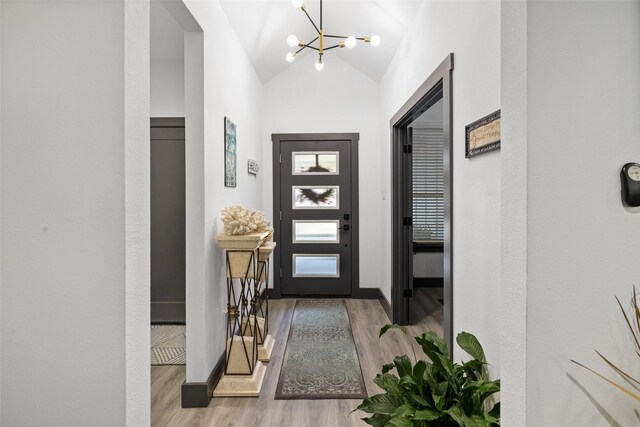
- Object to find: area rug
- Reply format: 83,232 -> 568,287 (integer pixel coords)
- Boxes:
275,300 -> 368,399
151,324 -> 186,365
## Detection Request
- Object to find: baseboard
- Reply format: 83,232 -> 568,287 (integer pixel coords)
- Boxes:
413,277 -> 444,288
181,352 -> 225,408
267,287 -> 281,299
151,302 -> 186,324
377,290 -> 392,322
352,287 -> 382,299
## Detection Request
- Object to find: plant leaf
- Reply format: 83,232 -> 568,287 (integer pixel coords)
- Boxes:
413,360 -> 427,390
394,355 -> 413,378
571,359 -> 640,402
361,414 -> 389,427
465,414 -> 493,427
416,331 -> 449,359
488,401 -> 500,418
356,394 -> 399,415
415,333 -> 448,372
433,393 -> 446,412
380,324 -> 406,338
457,332 -> 486,364
373,373 -> 401,396
617,296 -> 640,353
444,406 -> 466,426
391,404 -> 415,418
385,416 -> 414,427
596,350 -> 640,386
382,363 -> 395,374
408,393 -> 430,407
413,408 -> 441,421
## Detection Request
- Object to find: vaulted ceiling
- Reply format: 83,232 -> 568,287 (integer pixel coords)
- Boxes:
219,0 -> 423,83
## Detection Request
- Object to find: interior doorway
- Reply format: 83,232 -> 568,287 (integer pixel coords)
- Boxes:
390,54 -> 454,351
150,118 -> 186,323
148,0 -> 204,386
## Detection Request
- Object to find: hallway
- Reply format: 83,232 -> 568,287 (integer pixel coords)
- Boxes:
151,297 -> 443,426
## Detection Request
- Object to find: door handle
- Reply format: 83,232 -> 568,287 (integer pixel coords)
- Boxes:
339,224 -> 350,231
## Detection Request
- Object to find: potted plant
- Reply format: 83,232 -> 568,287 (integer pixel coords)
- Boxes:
355,325 -> 500,426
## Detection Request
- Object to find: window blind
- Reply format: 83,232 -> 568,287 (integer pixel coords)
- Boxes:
412,127 -> 444,241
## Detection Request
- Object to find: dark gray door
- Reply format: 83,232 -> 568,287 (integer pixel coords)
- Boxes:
151,118 -> 185,323
277,137 -> 355,295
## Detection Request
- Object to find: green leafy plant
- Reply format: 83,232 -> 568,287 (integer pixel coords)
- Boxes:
571,286 -> 640,402
355,325 -> 500,427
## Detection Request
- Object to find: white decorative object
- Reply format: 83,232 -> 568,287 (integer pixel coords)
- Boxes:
221,205 -> 273,241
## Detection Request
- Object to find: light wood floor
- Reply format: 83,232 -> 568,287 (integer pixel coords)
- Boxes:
151,295 -> 443,427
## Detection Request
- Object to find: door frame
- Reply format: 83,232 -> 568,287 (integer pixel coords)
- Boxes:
271,133 -> 360,298
390,54 -> 454,351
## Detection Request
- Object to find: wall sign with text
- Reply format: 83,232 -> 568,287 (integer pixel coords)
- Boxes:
247,159 -> 259,175
465,110 -> 501,158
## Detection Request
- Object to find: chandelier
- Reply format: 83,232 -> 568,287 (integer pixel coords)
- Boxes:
285,0 -> 381,71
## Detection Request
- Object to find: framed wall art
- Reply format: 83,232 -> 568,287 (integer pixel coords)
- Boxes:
224,117 -> 237,187
465,109 -> 501,158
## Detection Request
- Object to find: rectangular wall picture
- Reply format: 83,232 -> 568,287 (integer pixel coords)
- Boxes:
224,117 -> 237,187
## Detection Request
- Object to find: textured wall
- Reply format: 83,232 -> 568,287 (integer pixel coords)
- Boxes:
1,1 -> 150,425
526,1 -> 640,425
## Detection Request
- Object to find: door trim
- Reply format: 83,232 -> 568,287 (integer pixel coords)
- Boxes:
390,54 -> 454,352
271,133 -> 360,298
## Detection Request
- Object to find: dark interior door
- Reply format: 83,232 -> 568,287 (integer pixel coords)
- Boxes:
151,118 -> 185,323
277,137 -> 353,295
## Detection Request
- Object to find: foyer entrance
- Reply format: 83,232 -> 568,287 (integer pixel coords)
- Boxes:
272,133 -> 359,296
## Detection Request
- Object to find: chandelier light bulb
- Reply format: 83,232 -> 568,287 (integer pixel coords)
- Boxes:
315,58 -> 325,71
285,52 -> 296,63
345,36 -> 357,49
291,0 -> 304,8
370,35 -> 381,47
287,34 -> 300,48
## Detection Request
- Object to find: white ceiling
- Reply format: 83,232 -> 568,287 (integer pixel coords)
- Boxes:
219,0 -> 423,83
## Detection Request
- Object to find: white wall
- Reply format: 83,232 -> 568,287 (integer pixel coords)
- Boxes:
525,1 -> 640,425
380,0 -> 501,371
262,53 -> 385,296
151,59 -> 185,117
500,0 -> 527,424
0,0 -> 3,421
182,0 -> 264,383
0,1 -> 149,426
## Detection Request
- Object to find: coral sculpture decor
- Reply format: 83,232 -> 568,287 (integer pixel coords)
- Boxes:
221,205 -> 273,241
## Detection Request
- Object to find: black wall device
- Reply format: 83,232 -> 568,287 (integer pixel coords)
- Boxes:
621,163 -> 640,207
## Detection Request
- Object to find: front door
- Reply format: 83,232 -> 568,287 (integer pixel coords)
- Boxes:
273,134 -> 358,296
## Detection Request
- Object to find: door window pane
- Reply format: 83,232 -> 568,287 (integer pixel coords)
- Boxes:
292,152 -> 338,175
292,254 -> 340,277
292,186 -> 339,209
293,220 -> 340,244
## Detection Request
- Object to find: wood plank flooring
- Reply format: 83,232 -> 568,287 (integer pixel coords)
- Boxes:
151,296 -> 443,427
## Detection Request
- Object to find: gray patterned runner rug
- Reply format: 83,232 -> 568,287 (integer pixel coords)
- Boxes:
275,299 -> 368,399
